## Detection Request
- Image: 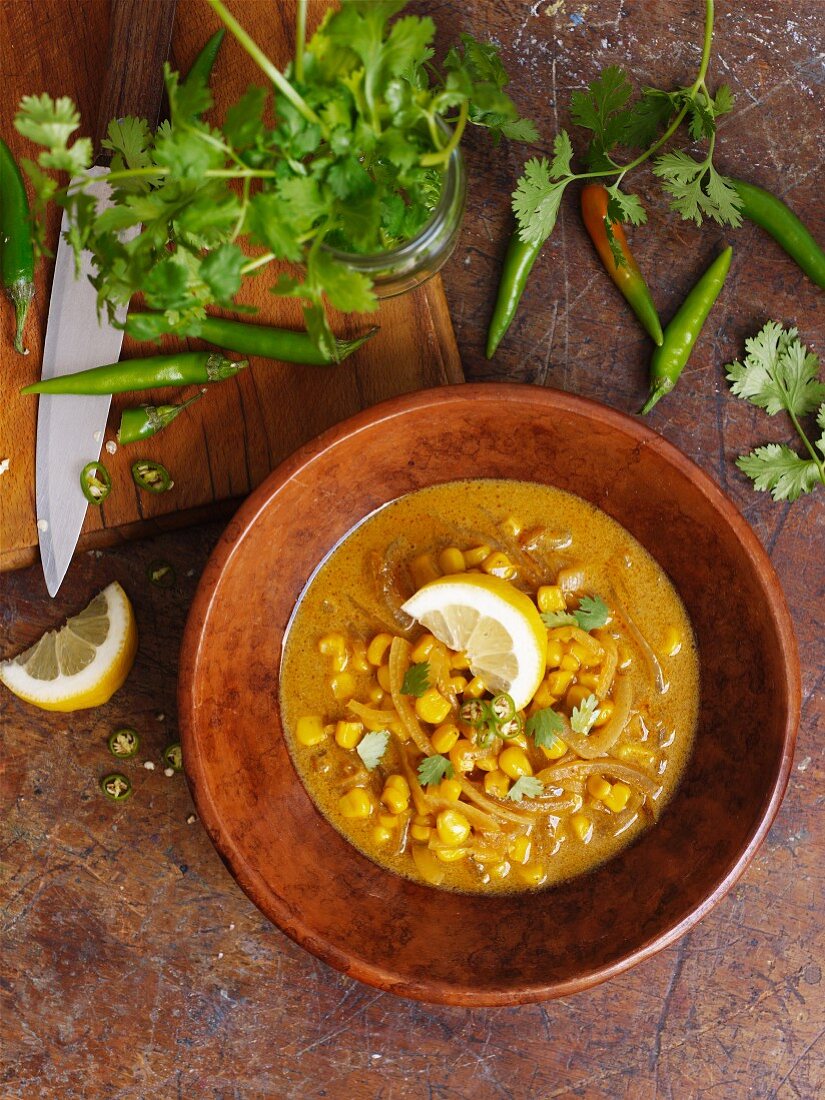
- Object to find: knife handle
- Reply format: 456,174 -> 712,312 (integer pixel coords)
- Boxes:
94,0 -> 178,159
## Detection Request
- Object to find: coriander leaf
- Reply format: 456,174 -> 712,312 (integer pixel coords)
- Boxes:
540,610 -> 577,628
570,694 -> 601,735
703,165 -> 743,228
726,321 -> 825,417
223,86 -> 267,151
200,243 -> 245,304
618,88 -> 677,151
418,753 -> 454,786
499,117 -> 541,143
736,445 -> 821,502
606,186 -> 646,226
712,83 -> 735,117
103,117 -> 153,169
15,93 -> 83,149
512,157 -> 569,246
684,91 -> 715,141
525,707 -> 565,748
549,130 -> 574,180
570,65 -> 633,145
246,191 -> 303,262
164,62 -> 213,121
356,729 -> 390,770
816,404 -> 825,461
507,775 -> 544,802
309,250 -> 378,314
142,255 -> 193,312
573,595 -> 610,631
653,152 -> 742,227
401,661 -> 430,698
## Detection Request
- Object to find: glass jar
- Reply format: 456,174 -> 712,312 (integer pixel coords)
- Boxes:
324,145 -> 467,299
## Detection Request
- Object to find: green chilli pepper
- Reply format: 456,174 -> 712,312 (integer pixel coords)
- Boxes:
163,743 -> 183,772
486,232 -> 542,358
184,29 -> 225,104
125,312 -> 378,365
108,728 -> 140,759
20,352 -> 246,395
581,183 -> 664,346
0,136 -> 35,354
641,246 -> 733,415
118,392 -> 204,446
80,461 -> 112,505
490,693 -> 517,723
731,179 -> 825,290
131,460 -> 172,494
100,773 -> 133,801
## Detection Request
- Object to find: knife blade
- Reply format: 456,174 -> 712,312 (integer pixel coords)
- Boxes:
36,0 -> 177,596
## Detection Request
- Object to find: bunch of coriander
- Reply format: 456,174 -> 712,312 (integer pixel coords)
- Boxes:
14,0 -> 535,358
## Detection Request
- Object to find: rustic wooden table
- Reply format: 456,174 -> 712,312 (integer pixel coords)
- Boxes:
2,2 -> 823,1097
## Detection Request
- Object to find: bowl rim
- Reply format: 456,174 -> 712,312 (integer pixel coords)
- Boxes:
178,382 -> 800,1005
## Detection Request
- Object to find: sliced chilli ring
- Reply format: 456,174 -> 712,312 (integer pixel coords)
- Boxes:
100,773 -> 133,801
490,693 -> 516,723
131,459 -> 172,493
163,743 -> 183,772
80,461 -> 112,505
108,727 -> 140,759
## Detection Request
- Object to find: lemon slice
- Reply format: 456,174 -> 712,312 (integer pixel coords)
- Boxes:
0,582 -> 137,711
401,574 -> 546,711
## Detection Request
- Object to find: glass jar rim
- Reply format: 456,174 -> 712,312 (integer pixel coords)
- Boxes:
323,144 -> 466,271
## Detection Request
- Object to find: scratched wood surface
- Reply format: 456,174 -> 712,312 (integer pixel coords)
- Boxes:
2,2 -> 823,1097
0,0 -> 462,571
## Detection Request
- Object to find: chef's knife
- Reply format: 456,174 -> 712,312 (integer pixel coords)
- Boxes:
36,0 -> 177,596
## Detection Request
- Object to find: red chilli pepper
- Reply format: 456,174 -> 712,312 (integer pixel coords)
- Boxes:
580,184 -> 663,347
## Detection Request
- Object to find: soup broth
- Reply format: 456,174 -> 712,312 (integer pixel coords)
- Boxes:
280,479 -> 699,893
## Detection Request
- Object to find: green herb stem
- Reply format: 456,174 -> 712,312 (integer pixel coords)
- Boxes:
295,0 -> 307,84
788,408 -> 825,483
420,101 -> 469,167
241,251 -> 276,276
206,0 -> 323,132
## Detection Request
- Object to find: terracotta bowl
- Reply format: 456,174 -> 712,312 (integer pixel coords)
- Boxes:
179,384 -> 799,1005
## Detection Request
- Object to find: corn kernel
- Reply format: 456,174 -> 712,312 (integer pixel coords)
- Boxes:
501,515 -> 522,538
481,551 -> 517,580
571,642 -> 599,667
489,860 -> 511,881
330,672 -> 356,701
540,737 -> 567,761
350,640 -> 370,672
372,826 -> 393,845
435,847 -> 468,863
410,552 -> 440,590
547,669 -> 575,695
296,716 -> 326,747
366,633 -> 393,666
569,812 -> 593,843
436,809 -> 471,846
528,684 -> 556,712
545,638 -> 565,668
415,688 -> 451,725
560,652 -> 580,672
509,835 -> 532,864
519,862 -> 546,887
592,700 -> 614,728
438,546 -> 466,574
449,739 -> 476,774
614,743 -> 657,768
381,787 -> 410,814
410,633 -> 436,663
463,675 -> 487,699
603,781 -> 631,812
450,650 -> 471,670
499,746 -> 532,780
318,633 -> 347,658
437,778 -> 462,802
566,684 -> 592,710
475,754 -> 499,772
431,722 -> 460,754
338,788 -> 374,820
335,720 -> 363,749
385,774 -> 410,795
377,665 -> 392,692
463,544 -> 491,567
368,684 -> 385,705
537,585 -> 565,613
586,774 -> 612,801
379,812 -> 399,829
662,626 -> 682,657
410,822 -> 433,842
449,675 -> 469,693
331,651 -> 349,672
484,769 -> 510,797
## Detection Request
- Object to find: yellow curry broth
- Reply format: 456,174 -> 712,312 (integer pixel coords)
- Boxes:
280,479 -> 699,893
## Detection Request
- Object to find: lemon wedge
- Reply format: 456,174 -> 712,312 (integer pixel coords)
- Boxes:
0,582 -> 137,711
401,574 -> 546,710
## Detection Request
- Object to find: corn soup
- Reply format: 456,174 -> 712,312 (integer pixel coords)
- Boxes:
280,479 -> 699,893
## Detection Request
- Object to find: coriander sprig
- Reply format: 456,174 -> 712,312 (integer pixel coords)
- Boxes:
13,0 -> 535,357
511,0 -> 741,250
727,321 -> 825,501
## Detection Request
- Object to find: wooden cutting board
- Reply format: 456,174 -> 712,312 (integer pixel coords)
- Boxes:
0,0 -> 463,572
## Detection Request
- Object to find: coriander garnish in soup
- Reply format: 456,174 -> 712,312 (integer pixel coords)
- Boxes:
280,479 -> 699,893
